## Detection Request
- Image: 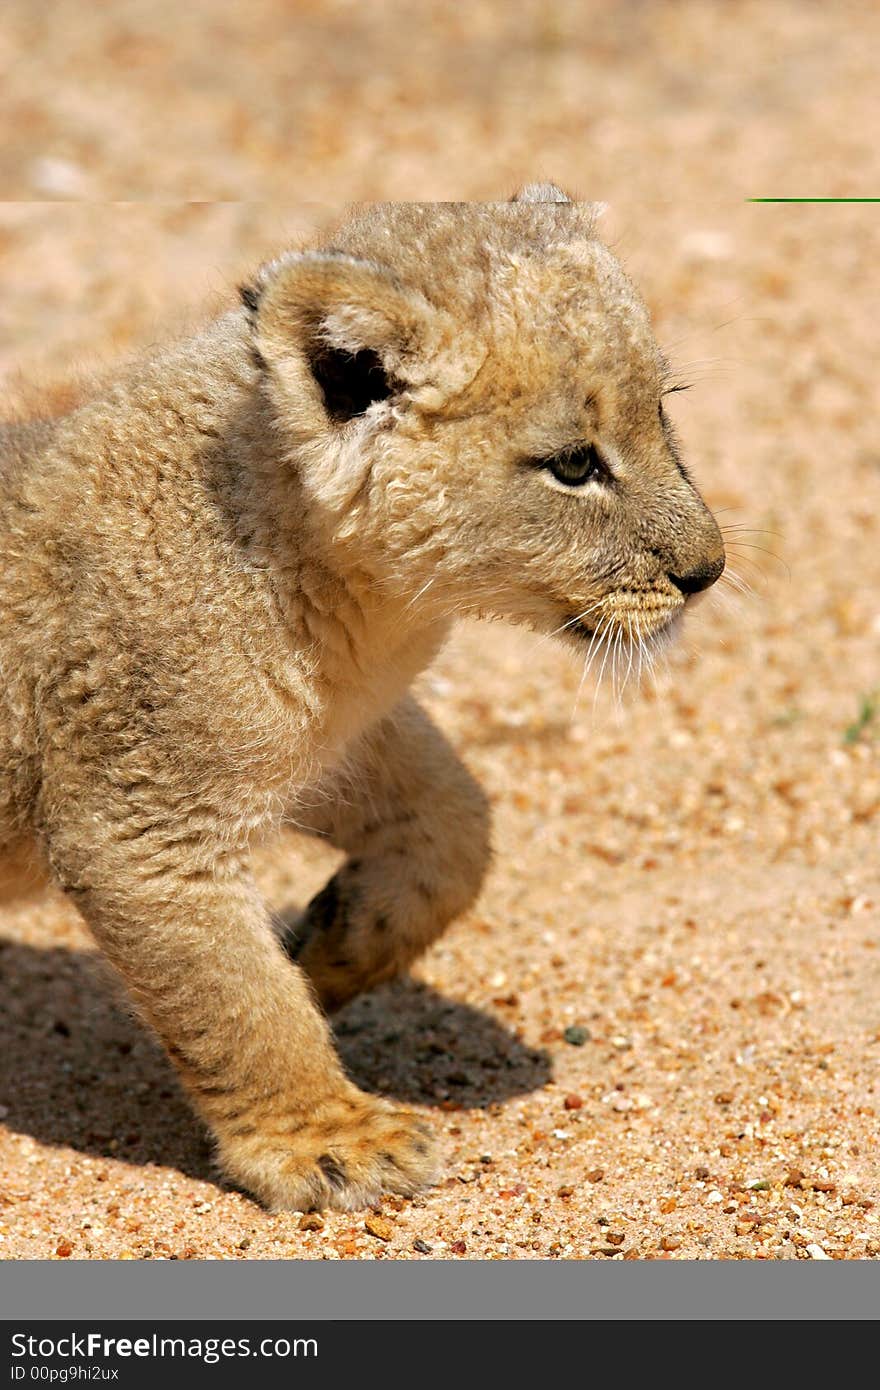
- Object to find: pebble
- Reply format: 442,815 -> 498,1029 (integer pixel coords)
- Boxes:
680,229 -> 733,262
298,1213 -> 324,1232
563,1025 -> 590,1046
659,1235 -> 681,1252
364,1214 -> 394,1242
29,156 -> 90,198
564,1094 -> 584,1110
805,1243 -> 832,1260
412,1238 -> 433,1254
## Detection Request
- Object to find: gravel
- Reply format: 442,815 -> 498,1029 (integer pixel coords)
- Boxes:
1,0 -> 878,1262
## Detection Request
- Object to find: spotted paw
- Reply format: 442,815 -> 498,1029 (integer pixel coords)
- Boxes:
218,1088 -> 439,1212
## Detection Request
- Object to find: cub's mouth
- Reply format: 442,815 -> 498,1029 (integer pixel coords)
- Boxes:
564,600 -> 684,647
557,600 -> 688,699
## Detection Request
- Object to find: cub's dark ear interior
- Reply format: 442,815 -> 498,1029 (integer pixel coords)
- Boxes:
251,251 -> 435,417
308,342 -> 396,423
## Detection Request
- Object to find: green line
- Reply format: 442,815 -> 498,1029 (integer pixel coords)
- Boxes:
749,197 -> 880,203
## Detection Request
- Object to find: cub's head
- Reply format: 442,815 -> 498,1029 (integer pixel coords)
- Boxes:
243,186 -> 724,664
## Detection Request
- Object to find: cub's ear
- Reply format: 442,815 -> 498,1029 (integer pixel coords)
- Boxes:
242,251 -> 440,423
511,182 -> 572,203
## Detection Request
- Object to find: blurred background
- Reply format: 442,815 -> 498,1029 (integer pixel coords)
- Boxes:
2,0 -> 878,201
1,0 -> 878,1261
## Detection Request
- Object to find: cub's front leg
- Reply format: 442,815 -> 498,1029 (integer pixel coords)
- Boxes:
43,784 -> 437,1211
286,695 -> 491,1012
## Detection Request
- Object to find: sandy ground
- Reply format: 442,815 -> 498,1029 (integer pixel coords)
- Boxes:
1,2 -> 879,1262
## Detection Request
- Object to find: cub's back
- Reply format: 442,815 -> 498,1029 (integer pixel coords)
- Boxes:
0,418 -> 60,854
0,418 -> 58,480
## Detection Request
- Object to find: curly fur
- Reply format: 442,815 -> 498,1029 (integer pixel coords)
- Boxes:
0,188 -> 723,1209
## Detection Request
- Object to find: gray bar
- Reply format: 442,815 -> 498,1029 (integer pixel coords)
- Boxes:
1,1262 -> 876,1321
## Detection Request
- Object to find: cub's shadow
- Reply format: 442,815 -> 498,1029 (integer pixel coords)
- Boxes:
333,980 -> 551,1108
0,940 -> 551,1186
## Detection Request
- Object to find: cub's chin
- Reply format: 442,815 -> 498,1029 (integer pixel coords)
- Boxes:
560,605 -> 685,650
654,588 -> 714,645
650,607 -> 685,649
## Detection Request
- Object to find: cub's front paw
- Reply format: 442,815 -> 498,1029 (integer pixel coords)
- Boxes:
218,1090 -> 439,1212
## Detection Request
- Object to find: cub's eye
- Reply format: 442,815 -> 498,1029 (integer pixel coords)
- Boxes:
543,443 -> 607,488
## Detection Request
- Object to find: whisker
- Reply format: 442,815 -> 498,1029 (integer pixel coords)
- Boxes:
639,634 -> 658,695
718,569 -> 753,599
592,619 -> 616,718
620,613 -> 633,703
545,598 -> 607,643
613,624 -> 625,712
571,617 -> 607,720
720,524 -> 784,540
635,619 -> 646,692
625,613 -> 637,698
569,617 -> 602,713
402,576 -> 436,614
644,634 -> 659,694
720,548 -> 774,583
723,541 -> 790,579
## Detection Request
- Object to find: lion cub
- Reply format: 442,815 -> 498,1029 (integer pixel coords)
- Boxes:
0,187 -> 724,1210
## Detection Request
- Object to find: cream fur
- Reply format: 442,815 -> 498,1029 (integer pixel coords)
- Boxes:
0,190 -> 724,1210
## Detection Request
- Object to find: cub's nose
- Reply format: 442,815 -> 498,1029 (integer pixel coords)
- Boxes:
668,553 -> 725,595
